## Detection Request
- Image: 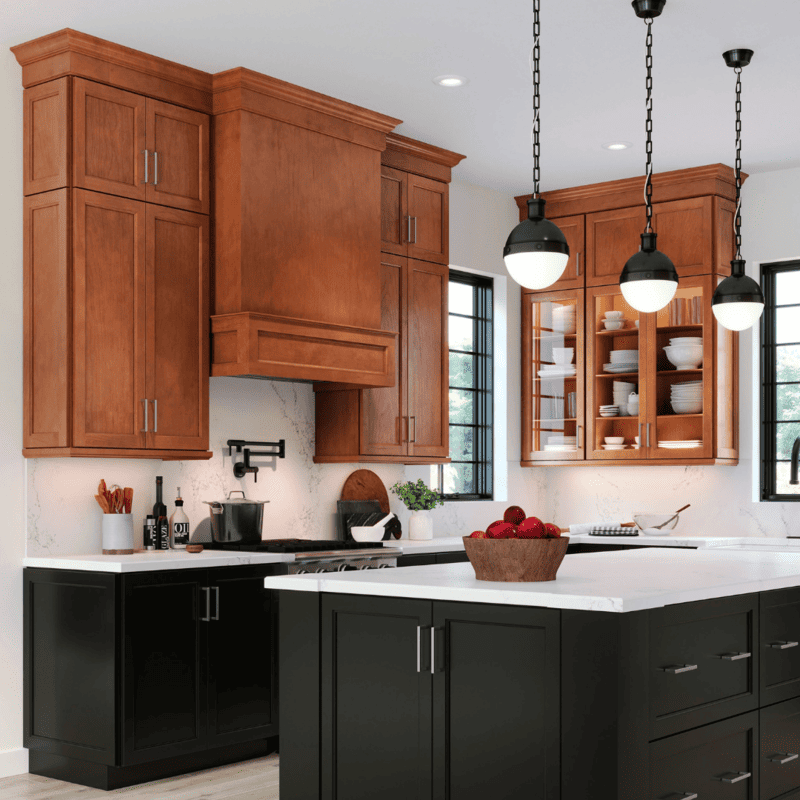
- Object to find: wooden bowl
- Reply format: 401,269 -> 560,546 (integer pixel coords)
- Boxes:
462,536 -> 570,582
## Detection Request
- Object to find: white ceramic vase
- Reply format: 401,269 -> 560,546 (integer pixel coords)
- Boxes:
102,513 -> 134,554
409,510 -> 433,540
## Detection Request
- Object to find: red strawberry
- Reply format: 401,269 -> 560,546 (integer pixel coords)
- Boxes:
469,530 -> 488,538
486,520 -> 516,539
516,516 -> 545,539
503,505 -> 526,526
543,523 -> 561,539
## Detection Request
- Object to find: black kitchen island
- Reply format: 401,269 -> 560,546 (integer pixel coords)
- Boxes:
267,547 -> 800,800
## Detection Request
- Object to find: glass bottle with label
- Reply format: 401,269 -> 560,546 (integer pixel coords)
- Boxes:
170,487 -> 191,550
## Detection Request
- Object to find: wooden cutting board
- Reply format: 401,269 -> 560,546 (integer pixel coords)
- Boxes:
340,469 -> 390,514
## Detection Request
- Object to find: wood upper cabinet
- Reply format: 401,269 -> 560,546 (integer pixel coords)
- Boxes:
544,215 -> 585,291
585,206 -> 645,287
24,188 -> 210,459
380,166 -> 448,265
25,78 -> 210,214
314,257 -> 449,464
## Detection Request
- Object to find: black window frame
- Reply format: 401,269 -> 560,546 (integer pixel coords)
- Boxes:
438,270 -> 494,501
760,258 -> 800,501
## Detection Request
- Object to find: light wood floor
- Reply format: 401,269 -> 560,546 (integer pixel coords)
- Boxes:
0,754 -> 279,800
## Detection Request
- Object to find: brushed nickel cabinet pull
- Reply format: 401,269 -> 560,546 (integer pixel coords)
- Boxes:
211,586 -> 219,621
407,216 -> 412,244
577,424 -> 583,449
576,251 -> 581,277
768,753 -> 799,764
141,399 -> 148,432
153,399 -> 158,433
412,216 -> 417,244
717,772 -> 751,784
410,416 -> 416,443
142,150 -> 149,184
416,626 -> 421,673
430,627 -> 436,674
661,664 -> 698,674
770,641 -> 799,649
646,422 -> 651,448
720,652 -> 751,661
153,151 -> 159,185
200,587 -> 210,622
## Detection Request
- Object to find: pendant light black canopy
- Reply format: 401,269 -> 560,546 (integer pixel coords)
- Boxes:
619,0 -> 680,313
503,0 -> 569,290
711,49 -> 765,331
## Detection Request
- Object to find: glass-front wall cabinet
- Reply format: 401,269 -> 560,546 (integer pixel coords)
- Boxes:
521,290 -> 584,462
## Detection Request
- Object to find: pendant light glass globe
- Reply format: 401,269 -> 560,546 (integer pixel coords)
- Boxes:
503,198 -> 569,290
712,259 -> 764,331
619,232 -> 679,312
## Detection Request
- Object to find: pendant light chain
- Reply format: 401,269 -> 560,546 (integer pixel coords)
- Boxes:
734,66 -> 743,259
644,17 -> 654,233
531,0 -> 541,198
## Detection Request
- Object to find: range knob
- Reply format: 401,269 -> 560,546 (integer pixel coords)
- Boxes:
296,569 -> 309,574
358,563 -> 373,570
377,563 -> 390,568
314,566 -> 328,573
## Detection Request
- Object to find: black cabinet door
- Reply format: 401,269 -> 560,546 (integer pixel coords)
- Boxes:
321,594 -> 433,800
761,587 -> 800,706
432,601 -> 560,800
205,565 -> 279,748
761,696 -> 800,800
121,570 -> 208,765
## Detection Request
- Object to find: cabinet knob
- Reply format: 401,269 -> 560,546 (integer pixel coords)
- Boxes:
660,664 -> 698,674
767,753 -> 799,764
716,771 -> 751,784
769,640 -> 799,649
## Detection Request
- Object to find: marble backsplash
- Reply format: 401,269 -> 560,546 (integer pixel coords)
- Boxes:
26,377 -> 547,556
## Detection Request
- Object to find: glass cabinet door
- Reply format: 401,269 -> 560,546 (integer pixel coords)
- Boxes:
644,275 -> 713,459
521,290 -> 584,462
586,286 -> 645,460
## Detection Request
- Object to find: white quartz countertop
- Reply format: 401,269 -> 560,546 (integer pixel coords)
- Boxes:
263,548 -> 800,613
23,550 -> 293,573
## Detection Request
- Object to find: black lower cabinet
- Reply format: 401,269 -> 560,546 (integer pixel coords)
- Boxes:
24,565 -> 279,790
317,594 -> 560,800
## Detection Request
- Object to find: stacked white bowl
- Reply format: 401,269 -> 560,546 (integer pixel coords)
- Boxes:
670,380 -> 702,414
552,304 -> 576,334
664,337 -> 703,370
603,310 -> 625,330
599,405 -> 619,417
613,380 -> 636,416
605,348 -> 639,374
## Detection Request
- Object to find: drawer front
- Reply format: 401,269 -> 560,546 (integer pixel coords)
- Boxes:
762,587 -> 800,706
651,711 -> 757,800
761,696 -> 800,800
650,595 -> 759,739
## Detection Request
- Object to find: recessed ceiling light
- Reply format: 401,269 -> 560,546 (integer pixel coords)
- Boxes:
434,74 -> 468,87
602,141 -> 633,151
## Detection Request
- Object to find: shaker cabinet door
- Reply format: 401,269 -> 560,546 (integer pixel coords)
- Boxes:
407,174 -> 448,265
73,79 -> 147,202
145,205 -> 209,451
146,99 -> 210,214
72,190 -> 147,449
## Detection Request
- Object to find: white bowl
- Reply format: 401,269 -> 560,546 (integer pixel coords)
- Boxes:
351,525 -> 386,543
671,401 -> 702,414
610,349 -> 638,362
603,320 -> 624,331
664,346 -> 703,370
670,337 -> 702,345
604,436 -> 625,444
599,411 -> 619,417
552,347 -> 574,365
634,436 -> 640,444
634,320 -> 640,328
604,310 -> 624,320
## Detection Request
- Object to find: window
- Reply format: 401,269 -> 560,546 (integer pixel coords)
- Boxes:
761,259 -> 800,500
437,270 -> 493,500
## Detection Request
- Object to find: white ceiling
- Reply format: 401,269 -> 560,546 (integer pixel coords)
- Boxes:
4,0 -> 800,195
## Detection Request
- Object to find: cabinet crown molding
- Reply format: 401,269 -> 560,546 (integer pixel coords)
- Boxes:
11,28 -> 213,100
211,67 -> 401,133
515,163 -> 746,217
385,133 -> 466,169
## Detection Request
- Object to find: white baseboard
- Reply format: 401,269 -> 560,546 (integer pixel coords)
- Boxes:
0,748 -> 28,778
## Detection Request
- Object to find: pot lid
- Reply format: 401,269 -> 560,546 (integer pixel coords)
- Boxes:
203,490 -> 269,505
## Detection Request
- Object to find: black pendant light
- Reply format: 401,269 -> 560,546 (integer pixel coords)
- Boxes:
619,0 -> 679,313
711,49 -> 765,331
503,0 -> 569,291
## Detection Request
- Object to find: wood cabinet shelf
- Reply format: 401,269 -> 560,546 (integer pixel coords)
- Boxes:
657,368 -> 704,376
595,328 -> 639,337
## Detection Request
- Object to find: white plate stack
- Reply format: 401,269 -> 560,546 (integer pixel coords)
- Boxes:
670,380 -> 702,414
613,380 -> 636,416
599,405 -> 619,417
552,305 -> 576,334
538,360 -> 576,379
543,434 -> 577,452
658,440 -> 703,449
604,349 -> 639,374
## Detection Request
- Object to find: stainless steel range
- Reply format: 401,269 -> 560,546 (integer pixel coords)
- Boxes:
209,538 -> 401,574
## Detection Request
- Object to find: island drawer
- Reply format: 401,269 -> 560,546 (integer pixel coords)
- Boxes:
761,587 -> 800,706
761,696 -> 800,800
650,594 -> 759,739
650,711 -> 757,800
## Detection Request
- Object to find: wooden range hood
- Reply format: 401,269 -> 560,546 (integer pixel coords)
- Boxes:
211,69 -> 401,386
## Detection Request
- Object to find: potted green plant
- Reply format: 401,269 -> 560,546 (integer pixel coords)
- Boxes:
390,479 -> 444,540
